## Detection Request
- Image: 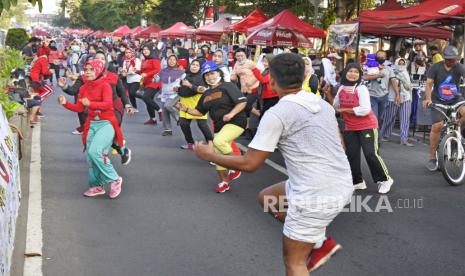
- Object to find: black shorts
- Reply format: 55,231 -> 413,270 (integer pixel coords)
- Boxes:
431,97 -> 465,124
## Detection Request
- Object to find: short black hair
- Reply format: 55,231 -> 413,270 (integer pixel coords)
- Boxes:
235,48 -> 246,54
269,53 -> 305,89
175,40 -> 183,46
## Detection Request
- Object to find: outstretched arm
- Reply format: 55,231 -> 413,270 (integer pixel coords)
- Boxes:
194,141 -> 270,173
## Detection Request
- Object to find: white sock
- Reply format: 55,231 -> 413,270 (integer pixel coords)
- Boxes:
314,237 -> 326,249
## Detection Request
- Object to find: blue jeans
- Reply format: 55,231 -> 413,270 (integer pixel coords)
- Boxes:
370,94 -> 389,125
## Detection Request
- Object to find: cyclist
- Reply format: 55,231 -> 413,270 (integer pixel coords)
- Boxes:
422,46 -> 465,171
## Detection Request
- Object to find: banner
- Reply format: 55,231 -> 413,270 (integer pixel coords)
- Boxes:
328,23 -> 359,50
0,104 -> 20,276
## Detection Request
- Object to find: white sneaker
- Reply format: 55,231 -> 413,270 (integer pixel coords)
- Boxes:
72,129 -> 83,135
353,180 -> 367,190
377,178 -> 393,194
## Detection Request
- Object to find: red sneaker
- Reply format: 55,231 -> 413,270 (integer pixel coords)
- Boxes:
144,119 -> 157,125
228,170 -> 241,181
307,237 -> 342,272
215,181 -> 230,193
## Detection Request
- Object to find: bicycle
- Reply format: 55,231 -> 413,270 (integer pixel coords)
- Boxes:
430,100 -> 465,185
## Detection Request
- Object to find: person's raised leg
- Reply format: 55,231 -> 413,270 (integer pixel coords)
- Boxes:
282,236 -> 314,276
257,181 -> 287,222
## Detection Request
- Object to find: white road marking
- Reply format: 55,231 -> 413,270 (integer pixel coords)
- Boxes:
24,125 -> 43,276
235,143 -> 288,176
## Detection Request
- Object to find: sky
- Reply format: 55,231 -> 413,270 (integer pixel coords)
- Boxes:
26,0 -> 59,15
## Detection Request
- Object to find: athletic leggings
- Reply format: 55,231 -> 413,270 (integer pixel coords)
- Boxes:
127,82 -> 140,109
213,124 -> 244,171
179,118 -> 213,144
142,87 -> 161,118
343,128 -> 390,184
86,120 -> 119,187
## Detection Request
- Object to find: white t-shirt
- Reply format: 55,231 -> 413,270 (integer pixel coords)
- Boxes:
124,58 -> 142,83
249,91 -> 353,204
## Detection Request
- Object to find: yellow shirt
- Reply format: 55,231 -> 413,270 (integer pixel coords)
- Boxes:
432,53 -> 443,64
179,94 -> 208,120
302,76 -> 321,97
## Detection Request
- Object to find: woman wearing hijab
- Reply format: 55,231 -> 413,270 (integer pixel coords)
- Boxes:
176,61 -> 246,193
302,57 -> 320,96
122,48 -> 142,112
213,49 -> 230,82
58,59 -> 125,198
178,59 -> 213,149
333,63 -> 393,194
29,47 -> 53,100
157,54 -> 185,136
95,51 -> 133,165
250,54 -> 279,117
380,58 -> 413,146
139,45 -> 163,125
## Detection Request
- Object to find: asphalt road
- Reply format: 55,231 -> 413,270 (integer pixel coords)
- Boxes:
33,91 -> 465,276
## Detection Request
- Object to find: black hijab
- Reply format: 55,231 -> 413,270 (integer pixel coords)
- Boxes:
340,63 -> 363,86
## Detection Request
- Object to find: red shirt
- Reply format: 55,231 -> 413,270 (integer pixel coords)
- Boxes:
63,77 -> 124,149
338,87 -> 378,131
252,68 -> 278,99
29,57 -> 51,82
138,59 -> 161,89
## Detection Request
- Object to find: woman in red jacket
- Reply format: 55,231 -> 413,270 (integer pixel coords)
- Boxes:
58,59 -> 125,199
250,54 -> 279,117
138,45 -> 163,125
29,47 -> 53,100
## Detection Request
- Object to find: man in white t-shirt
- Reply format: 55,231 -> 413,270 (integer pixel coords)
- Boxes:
193,53 -> 353,275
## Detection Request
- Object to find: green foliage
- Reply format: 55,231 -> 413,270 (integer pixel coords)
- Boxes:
0,49 -> 24,118
148,0 -> 200,28
0,0 -> 42,14
5,28 -> 28,50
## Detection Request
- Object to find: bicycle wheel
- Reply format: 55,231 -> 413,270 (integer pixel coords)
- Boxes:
438,133 -> 465,186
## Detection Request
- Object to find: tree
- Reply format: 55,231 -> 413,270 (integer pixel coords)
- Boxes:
0,0 -> 31,30
0,0 -> 43,14
147,0 -> 208,28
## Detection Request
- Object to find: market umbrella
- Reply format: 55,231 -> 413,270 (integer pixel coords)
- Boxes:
246,26 -> 312,48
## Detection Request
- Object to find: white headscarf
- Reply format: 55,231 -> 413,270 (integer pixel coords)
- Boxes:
395,58 -> 410,83
302,57 -> 315,77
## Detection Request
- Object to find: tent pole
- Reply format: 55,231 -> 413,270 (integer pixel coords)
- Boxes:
355,22 -> 361,62
463,16 -> 465,59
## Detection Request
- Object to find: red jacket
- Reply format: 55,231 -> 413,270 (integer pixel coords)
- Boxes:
252,68 -> 278,99
138,59 -> 161,89
63,77 -> 124,149
29,57 -> 51,82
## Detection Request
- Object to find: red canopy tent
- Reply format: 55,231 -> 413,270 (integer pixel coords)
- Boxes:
32,28 -> 48,36
357,0 -> 453,39
136,24 -> 162,39
248,10 -> 325,38
128,26 -> 144,37
159,22 -> 193,38
195,18 -> 231,36
226,8 -> 268,33
360,0 -> 465,27
112,25 -> 131,37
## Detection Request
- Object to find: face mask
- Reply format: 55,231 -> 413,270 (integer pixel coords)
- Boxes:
71,45 -> 80,52
445,59 -> 457,68
237,60 -> 245,65
309,55 -> 316,60
206,76 -> 221,86
376,57 -> 386,64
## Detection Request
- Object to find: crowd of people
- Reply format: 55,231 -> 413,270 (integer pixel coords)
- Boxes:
18,33 -> 465,275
